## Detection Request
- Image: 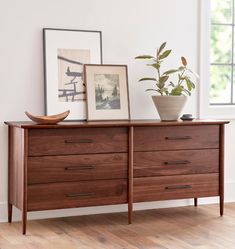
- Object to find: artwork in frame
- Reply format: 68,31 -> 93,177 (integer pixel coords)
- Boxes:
43,28 -> 102,120
84,64 -> 130,121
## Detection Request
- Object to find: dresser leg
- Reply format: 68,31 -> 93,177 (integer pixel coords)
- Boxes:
219,124 -> 225,217
8,203 -> 12,223
220,195 -> 224,216
22,210 -> 27,235
128,126 -> 134,224
128,203 -> 133,224
194,198 -> 198,207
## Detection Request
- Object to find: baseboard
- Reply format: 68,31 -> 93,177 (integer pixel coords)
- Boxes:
1,181 -> 235,223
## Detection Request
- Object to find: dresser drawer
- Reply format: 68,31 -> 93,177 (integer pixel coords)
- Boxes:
134,174 -> 219,202
134,125 -> 219,151
28,179 -> 127,211
28,153 -> 128,184
28,127 -> 128,156
134,149 -> 219,177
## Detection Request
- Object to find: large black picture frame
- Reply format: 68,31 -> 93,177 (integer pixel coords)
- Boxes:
43,28 -> 103,120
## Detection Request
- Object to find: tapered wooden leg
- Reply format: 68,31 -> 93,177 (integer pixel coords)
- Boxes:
219,125 -> 225,217
8,126 -> 13,224
128,126 -> 133,224
220,195 -> 224,216
8,203 -> 12,223
22,210 -> 27,235
128,203 -> 133,224
22,129 -> 28,235
194,198 -> 198,207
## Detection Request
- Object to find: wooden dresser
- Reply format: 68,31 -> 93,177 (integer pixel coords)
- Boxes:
4,120 -> 229,234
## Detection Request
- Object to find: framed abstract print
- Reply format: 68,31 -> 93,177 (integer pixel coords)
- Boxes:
43,28 -> 102,120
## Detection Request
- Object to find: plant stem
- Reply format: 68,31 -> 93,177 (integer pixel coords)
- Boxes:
156,58 -> 163,95
178,69 -> 186,86
157,65 -> 161,81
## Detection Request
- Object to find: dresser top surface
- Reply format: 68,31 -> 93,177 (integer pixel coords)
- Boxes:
4,119 -> 229,129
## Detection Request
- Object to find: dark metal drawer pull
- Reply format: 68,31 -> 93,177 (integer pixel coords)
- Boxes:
165,136 -> 192,140
64,165 -> 95,171
164,160 -> 190,165
165,185 -> 192,190
66,193 -> 95,198
64,139 -> 93,144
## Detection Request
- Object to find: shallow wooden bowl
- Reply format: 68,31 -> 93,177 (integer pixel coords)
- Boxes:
25,110 -> 70,124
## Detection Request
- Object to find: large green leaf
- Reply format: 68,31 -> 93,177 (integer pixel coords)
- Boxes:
159,76 -> 169,89
159,50 -> 172,60
163,69 -> 179,75
159,75 -> 169,84
170,85 -> 183,96
135,55 -> 155,59
158,42 -> 167,55
185,78 -> 192,91
145,89 -> 158,92
138,77 -> 157,82
186,77 -> 196,89
148,63 -> 160,70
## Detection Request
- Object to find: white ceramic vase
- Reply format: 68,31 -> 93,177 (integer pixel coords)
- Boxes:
152,95 -> 187,121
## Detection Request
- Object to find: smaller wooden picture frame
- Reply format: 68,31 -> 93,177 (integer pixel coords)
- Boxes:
84,64 -> 130,121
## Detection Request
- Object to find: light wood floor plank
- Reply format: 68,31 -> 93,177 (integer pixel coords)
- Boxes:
1,203 -> 235,248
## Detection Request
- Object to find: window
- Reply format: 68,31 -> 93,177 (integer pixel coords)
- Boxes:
210,0 -> 234,105
200,0 -> 235,118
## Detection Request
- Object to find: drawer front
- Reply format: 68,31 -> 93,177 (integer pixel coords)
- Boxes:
28,179 -> 127,211
28,153 -> 128,184
134,149 -> 219,177
28,127 -> 128,156
134,125 -> 219,151
134,174 -> 219,202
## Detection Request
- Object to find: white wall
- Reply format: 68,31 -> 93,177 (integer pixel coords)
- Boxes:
0,0 -> 234,222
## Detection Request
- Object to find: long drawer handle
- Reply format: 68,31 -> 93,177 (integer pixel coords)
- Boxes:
64,165 -> 95,171
66,193 -> 96,198
165,185 -> 192,190
165,136 -> 192,140
64,139 -> 93,144
164,160 -> 190,165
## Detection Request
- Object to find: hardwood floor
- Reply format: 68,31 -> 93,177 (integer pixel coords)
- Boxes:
1,203 -> 235,249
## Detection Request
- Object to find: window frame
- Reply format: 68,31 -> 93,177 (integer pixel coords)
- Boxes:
200,0 -> 235,119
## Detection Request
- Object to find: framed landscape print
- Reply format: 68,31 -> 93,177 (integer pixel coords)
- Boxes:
43,28 -> 102,120
84,64 -> 130,121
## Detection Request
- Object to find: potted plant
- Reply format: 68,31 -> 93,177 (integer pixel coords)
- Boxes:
135,42 -> 199,121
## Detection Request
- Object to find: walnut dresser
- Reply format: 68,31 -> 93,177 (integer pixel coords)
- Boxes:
4,120 -> 229,234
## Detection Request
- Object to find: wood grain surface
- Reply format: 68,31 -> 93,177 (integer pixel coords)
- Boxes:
134,173 -> 219,202
28,153 -> 128,184
134,125 -> 220,151
0,203 -> 235,248
134,149 -> 219,177
5,119 -> 230,129
8,127 -> 25,211
28,127 -> 128,156
28,179 -> 127,211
